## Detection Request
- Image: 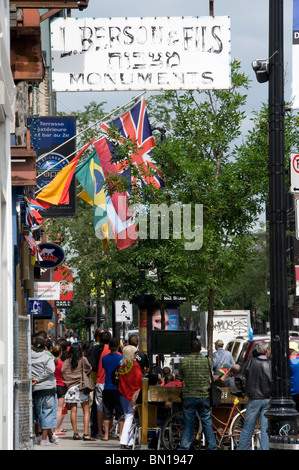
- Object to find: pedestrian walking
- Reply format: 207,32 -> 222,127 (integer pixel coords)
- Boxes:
128,334 -> 149,376
88,328 -> 105,383
31,336 -> 58,447
289,342 -> 299,412
213,339 -> 235,373
56,337 -> 69,361
118,345 -> 143,449
102,338 -> 124,442
87,327 -> 105,437
61,343 -> 93,441
94,330 -> 112,438
178,339 -> 217,450
235,341 -> 272,450
52,344 -> 67,435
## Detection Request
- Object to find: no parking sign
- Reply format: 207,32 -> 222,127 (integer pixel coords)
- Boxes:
290,153 -> 299,192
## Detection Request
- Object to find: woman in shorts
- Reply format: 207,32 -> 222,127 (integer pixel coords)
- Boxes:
61,343 -> 93,441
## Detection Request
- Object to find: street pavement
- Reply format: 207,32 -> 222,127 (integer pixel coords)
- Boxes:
32,407 -> 206,468
34,406 -> 124,452
31,408 -> 255,462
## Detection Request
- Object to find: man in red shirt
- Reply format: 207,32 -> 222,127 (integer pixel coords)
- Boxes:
164,374 -> 183,387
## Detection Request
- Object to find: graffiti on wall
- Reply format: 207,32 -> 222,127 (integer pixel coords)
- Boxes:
213,317 -> 248,337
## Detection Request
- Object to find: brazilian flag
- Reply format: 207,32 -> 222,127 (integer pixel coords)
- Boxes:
75,150 -> 109,248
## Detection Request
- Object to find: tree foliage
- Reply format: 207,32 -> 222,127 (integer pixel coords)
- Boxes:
50,60 -> 299,351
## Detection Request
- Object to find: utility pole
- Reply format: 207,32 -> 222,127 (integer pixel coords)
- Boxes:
264,0 -> 299,448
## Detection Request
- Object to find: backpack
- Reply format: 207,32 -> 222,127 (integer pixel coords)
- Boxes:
87,343 -> 104,372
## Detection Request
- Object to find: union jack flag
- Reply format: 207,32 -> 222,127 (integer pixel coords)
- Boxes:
100,97 -> 164,191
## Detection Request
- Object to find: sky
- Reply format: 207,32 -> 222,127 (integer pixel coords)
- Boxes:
55,0 -> 295,131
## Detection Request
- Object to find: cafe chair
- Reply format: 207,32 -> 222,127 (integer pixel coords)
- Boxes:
132,404 -> 162,450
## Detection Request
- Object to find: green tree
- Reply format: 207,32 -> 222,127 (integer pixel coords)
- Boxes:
220,228 -> 270,323
50,61 -> 299,354
143,61 -> 267,353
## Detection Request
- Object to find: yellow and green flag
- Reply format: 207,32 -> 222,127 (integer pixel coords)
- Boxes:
75,150 -> 109,248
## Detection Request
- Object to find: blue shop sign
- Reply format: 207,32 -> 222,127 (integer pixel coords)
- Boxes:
28,299 -> 53,319
28,116 -> 77,218
37,242 -> 65,269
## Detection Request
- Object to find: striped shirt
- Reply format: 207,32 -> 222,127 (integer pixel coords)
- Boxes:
178,354 -> 212,398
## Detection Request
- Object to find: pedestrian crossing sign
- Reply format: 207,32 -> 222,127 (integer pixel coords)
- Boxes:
115,300 -> 133,322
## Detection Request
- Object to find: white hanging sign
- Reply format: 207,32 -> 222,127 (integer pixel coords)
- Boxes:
51,16 -> 231,92
115,300 -> 133,322
34,282 -> 60,300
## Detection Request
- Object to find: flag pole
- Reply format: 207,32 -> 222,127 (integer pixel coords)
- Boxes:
35,91 -> 146,163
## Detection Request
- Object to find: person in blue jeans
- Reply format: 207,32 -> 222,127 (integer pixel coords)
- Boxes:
289,342 -> 299,412
178,339 -> 217,450
180,397 -> 217,450
31,336 -> 58,446
236,341 -> 272,450
102,338 -> 123,441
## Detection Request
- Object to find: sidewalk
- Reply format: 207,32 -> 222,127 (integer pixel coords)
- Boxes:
34,407 -> 124,451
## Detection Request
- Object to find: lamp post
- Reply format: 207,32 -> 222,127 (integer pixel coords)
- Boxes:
263,0 -> 299,447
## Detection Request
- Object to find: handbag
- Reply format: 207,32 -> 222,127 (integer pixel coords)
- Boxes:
111,366 -> 119,388
79,359 -> 95,393
207,357 -> 222,407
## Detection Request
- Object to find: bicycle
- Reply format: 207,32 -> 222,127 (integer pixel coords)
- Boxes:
210,391 -> 261,450
109,413 -> 125,438
161,391 -> 260,450
161,407 -> 202,450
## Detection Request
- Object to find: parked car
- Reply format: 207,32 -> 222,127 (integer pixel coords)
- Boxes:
289,330 -> 299,337
225,336 -> 254,363
225,333 -> 299,365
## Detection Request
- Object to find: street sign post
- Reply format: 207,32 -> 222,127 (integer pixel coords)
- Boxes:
290,153 -> 299,192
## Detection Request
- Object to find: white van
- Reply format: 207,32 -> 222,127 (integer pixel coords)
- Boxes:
125,329 -> 139,341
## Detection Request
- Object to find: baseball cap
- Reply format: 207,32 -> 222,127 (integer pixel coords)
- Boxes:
289,341 -> 299,351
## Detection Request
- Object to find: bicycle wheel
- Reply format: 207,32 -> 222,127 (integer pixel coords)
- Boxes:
161,410 -> 202,450
230,409 -> 261,449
